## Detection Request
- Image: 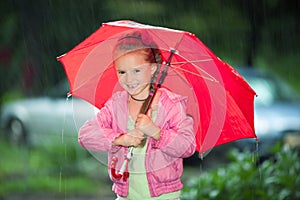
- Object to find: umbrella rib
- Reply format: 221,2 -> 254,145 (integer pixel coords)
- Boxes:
170,66 -> 217,82
170,61 -> 218,82
165,68 -> 194,88
171,59 -> 213,65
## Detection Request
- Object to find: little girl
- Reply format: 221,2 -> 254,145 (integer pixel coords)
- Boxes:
78,30 -> 196,200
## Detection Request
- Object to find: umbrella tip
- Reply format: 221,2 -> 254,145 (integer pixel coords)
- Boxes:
56,54 -> 66,61
67,92 -> 72,98
198,153 -> 204,160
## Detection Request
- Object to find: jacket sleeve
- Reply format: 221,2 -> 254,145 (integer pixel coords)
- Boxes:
151,99 -> 196,158
78,99 -> 123,152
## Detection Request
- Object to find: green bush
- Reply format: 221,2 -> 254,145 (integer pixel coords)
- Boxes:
182,147 -> 300,200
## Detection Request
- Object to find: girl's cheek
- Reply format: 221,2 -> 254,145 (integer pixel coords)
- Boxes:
118,75 -> 125,82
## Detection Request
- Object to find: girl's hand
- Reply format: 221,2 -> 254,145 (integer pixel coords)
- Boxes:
112,129 -> 145,147
135,114 -> 161,140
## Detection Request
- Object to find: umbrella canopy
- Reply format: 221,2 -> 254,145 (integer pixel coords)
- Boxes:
58,20 -> 257,154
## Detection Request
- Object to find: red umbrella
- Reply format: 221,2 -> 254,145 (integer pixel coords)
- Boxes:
58,20 -> 257,156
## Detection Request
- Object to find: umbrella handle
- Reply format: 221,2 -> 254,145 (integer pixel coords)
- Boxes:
110,147 -> 133,181
110,157 -> 129,181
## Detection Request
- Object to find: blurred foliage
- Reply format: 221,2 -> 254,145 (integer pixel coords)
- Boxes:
0,137 -> 111,198
182,146 -> 300,200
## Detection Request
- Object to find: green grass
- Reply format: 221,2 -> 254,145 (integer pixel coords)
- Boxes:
0,137 -> 112,198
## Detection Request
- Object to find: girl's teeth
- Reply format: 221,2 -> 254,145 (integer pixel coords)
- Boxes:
128,84 -> 137,88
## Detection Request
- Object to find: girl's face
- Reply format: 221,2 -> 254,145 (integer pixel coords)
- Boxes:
115,51 -> 156,98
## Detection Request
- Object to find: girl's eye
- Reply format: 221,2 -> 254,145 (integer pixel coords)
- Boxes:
118,71 -> 126,75
134,69 -> 141,73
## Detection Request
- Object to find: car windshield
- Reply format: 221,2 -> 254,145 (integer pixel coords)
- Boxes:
240,69 -> 300,106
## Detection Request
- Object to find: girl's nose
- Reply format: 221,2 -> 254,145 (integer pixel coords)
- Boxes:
126,73 -> 134,82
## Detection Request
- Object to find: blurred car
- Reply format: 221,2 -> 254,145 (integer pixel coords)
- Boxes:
235,67 -> 300,156
0,81 -> 97,146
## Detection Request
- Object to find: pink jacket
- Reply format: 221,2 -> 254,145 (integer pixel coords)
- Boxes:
78,88 -> 196,197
